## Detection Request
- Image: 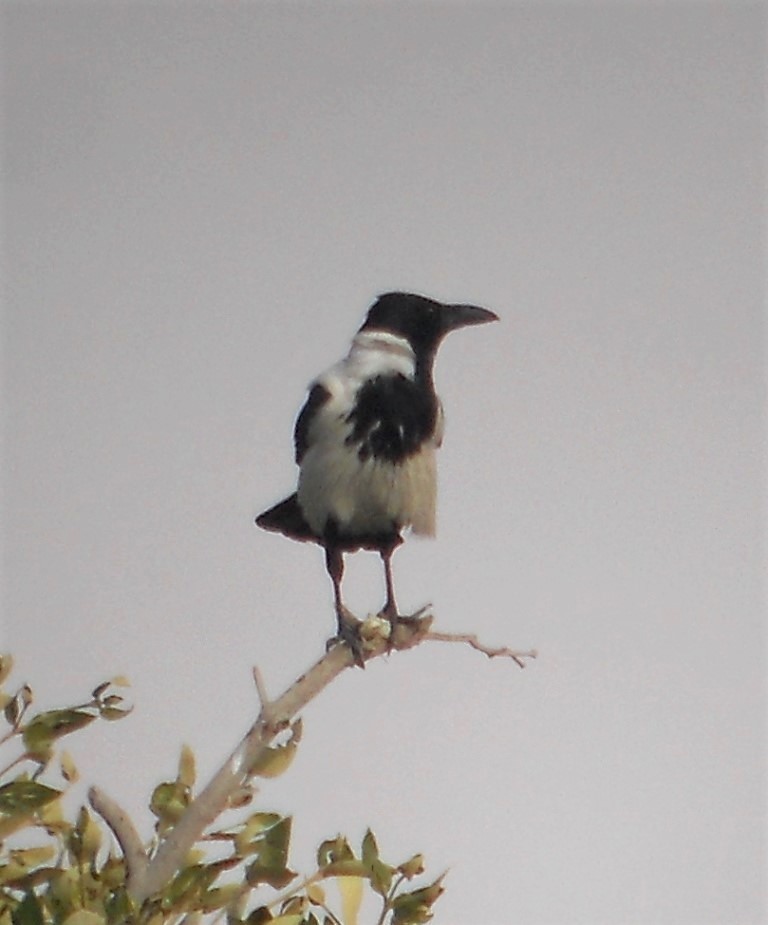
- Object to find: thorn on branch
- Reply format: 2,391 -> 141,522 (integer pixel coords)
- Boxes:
251,664 -> 270,710
250,665 -> 275,727
252,664 -> 292,737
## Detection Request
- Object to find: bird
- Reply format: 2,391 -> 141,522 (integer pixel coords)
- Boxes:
256,291 -> 498,661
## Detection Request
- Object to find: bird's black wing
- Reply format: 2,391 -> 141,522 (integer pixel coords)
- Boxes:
256,493 -> 317,542
345,373 -> 438,464
294,383 -> 331,464
255,384 -> 331,542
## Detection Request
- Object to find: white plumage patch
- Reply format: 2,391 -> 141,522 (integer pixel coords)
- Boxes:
296,330 -> 442,538
321,330 -> 417,396
298,439 -> 438,537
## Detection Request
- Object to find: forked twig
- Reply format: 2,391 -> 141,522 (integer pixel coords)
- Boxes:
424,631 -> 537,668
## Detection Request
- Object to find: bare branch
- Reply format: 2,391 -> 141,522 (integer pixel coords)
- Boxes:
129,611 -> 533,903
88,785 -> 148,896
134,640 -> 356,901
424,631 -> 538,668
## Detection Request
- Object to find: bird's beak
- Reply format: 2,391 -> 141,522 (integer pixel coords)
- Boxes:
442,303 -> 499,332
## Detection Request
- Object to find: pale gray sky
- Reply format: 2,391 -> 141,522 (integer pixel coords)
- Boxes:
2,2 -> 766,923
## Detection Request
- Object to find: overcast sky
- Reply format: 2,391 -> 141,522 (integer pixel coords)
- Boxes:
2,3 -> 766,923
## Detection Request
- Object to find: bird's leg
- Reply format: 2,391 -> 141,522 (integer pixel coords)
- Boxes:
380,540 -> 406,648
324,544 -> 364,666
381,545 -> 399,622
380,537 -> 424,646
326,545 -> 353,632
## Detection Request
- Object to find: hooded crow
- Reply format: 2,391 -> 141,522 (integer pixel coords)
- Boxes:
256,291 -> 498,658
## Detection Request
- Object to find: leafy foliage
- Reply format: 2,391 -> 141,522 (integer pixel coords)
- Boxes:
0,656 -> 444,925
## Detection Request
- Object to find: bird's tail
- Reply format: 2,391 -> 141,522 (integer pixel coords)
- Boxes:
255,493 -> 318,543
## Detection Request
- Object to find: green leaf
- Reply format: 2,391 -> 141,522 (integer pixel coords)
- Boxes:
249,720 -> 301,780
245,858 -> 294,890
361,829 -> 392,896
391,874 -> 446,925
104,884 -> 135,923
317,835 -> 355,870
37,797 -> 69,832
278,896 -> 304,915
11,892 -> 44,925
60,750 -> 79,783
1,864 -> 59,892
22,709 -> 96,758
4,685 -> 33,728
337,876 -> 363,925
361,829 -> 378,866
233,812 -> 285,856
92,679 -> 132,720
245,817 -> 295,889
161,863 -> 219,910
91,680 -> 111,699
305,883 -> 325,905
249,741 -> 297,779
98,704 -> 132,722
244,908 -> 273,924
199,884 -> 243,913
318,860 -> 368,879
61,912 -> 106,925
47,867 -> 81,917
68,806 -> 102,865
150,780 -> 191,828
7,846 -> 55,870
91,677 -> 130,700
0,845 -> 58,889
397,854 -> 425,880
0,780 -> 61,816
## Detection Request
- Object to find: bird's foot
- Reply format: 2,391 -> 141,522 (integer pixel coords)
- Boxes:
380,604 -> 434,650
328,605 -> 434,664
327,607 -> 366,668
380,604 -> 400,653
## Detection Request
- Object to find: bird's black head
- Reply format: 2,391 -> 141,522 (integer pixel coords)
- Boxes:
359,292 -> 498,361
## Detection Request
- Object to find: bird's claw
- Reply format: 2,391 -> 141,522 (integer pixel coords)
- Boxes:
378,601 -> 400,652
328,608 -> 367,668
380,605 -> 433,649
328,605 -> 434,665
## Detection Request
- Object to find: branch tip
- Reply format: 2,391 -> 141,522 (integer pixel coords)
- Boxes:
88,785 -> 148,894
424,631 -> 537,668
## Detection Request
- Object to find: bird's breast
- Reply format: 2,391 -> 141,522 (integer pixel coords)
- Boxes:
296,352 -> 442,540
297,438 -> 438,539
